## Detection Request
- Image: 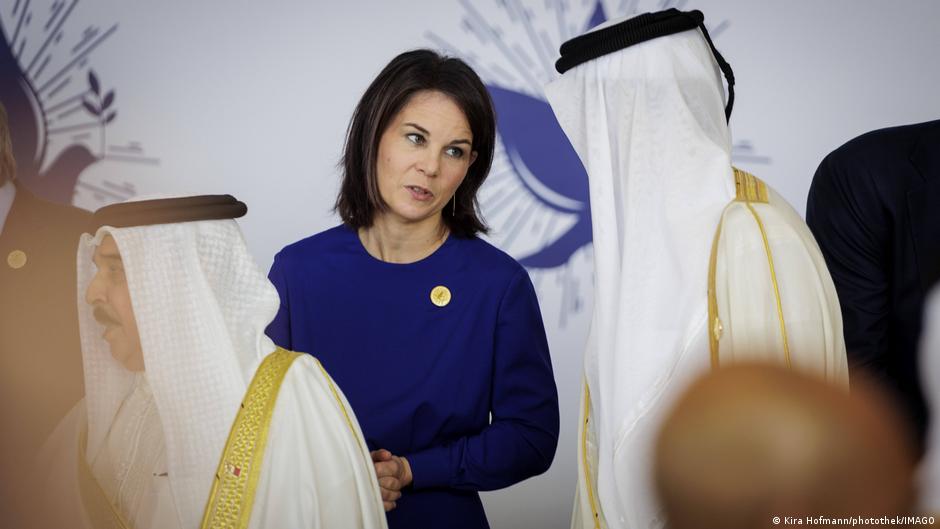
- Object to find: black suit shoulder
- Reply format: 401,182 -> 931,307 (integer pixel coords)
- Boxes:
811,120 -> 940,211
822,120 -> 940,181
806,120 -> 940,451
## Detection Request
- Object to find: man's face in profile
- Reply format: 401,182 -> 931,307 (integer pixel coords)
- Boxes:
85,235 -> 144,371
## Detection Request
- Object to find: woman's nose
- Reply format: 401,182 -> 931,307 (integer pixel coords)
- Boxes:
417,150 -> 440,177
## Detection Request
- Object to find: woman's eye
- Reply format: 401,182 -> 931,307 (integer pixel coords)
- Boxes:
406,133 -> 425,145
445,146 -> 465,159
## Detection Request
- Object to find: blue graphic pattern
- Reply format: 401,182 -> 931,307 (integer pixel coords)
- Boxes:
0,16 -> 95,204
0,2 -> 149,206
484,1 -> 606,269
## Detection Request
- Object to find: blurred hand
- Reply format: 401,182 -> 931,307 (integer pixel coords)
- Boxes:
371,449 -> 413,511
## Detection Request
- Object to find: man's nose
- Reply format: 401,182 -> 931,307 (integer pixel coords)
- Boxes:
85,273 -> 106,306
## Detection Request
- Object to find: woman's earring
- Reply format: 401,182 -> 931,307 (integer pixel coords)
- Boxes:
452,193 -> 457,216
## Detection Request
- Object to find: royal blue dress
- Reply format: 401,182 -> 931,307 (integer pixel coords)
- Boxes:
266,225 -> 560,529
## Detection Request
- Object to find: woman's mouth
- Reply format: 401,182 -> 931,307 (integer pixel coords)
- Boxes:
405,185 -> 434,201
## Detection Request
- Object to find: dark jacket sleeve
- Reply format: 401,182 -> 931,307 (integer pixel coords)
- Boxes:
806,150 -> 891,379
405,269 -> 560,491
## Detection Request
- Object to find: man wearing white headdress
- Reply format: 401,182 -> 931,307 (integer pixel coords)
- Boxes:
32,195 -> 387,529
544,9 -> 848,529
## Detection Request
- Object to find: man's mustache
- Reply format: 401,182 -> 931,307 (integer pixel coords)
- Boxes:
93,307 -> 120,327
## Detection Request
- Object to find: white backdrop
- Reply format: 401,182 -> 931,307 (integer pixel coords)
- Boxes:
4,1 -> 939,527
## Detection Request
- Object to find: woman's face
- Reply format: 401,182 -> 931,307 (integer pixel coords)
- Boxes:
374,90 -> 477,229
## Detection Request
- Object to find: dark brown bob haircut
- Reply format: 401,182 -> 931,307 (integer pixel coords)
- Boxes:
335,49 -> 495,237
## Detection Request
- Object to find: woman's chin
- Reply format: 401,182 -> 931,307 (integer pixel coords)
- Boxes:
382,206 -> 442,225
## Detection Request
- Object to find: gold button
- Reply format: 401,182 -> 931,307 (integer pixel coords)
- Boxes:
7,250 -> 26,269
430,285 -> 451,307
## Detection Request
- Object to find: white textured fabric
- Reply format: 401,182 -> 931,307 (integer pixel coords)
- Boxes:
919,287 -> 940,511
546,26 -> 846,529
32,398 -> 181,529
89,374 -> 176,529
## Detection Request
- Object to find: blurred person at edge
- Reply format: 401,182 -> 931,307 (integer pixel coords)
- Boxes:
265,49 -> 560,529
0,101 -> 90,526
919,286 -> 940,513
655,363 -> 917,529
31,196 -> 387,529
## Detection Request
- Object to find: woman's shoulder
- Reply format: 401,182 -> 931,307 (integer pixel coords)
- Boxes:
274,224 -> 355,263
453,235 -> 528,280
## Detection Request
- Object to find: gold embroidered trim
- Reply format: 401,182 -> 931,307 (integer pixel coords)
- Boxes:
581,382 -> 602,529
744,201 -> 792,369
707,214 -> 724,370
733,167 -> 769,203
708,167 -> 791,369
200,348 -> 301,529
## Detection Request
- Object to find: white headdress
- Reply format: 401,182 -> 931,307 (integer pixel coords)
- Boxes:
76,197 -> 278,529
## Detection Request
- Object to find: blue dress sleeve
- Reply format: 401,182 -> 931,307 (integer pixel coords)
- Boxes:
265,253 -> 293,350
405,269 -> 560,491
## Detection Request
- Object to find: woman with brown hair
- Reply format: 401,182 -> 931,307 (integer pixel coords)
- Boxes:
265,49 -> 560,528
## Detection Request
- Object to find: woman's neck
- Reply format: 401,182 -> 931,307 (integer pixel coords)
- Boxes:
359,215 -> 449,264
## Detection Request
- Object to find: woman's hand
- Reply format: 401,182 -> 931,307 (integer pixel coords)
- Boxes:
371,449 -> 413,511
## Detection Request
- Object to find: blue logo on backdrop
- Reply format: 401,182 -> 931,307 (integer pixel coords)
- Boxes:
484,2 -> 606,270
0,0 -> 154,207
429,1 -> 607,271
487,84 -> 592,269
